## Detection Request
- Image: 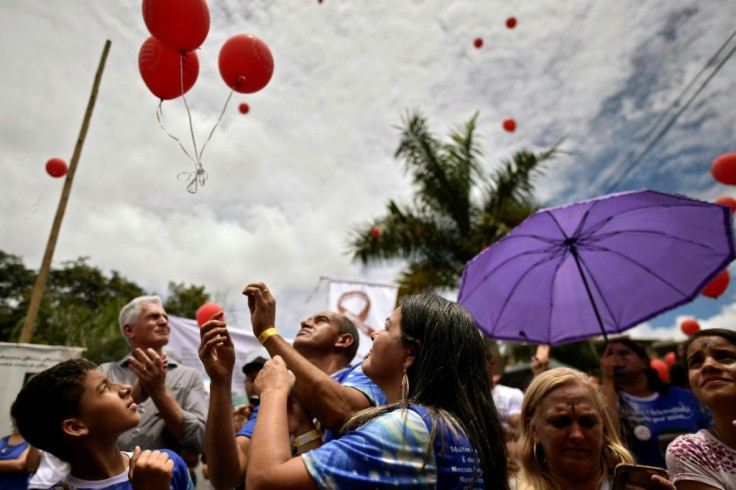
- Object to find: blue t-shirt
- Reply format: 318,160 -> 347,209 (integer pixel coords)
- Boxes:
236,362 -> 387,441
55,449 -> 193,490
0,436 -> 31,490
619,387 -> 710,468
302,405 -> 484,489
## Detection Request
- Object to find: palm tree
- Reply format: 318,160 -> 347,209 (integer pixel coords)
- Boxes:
349,110 -> 562,294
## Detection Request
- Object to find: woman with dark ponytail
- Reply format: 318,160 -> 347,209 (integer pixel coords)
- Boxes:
244,291 -> 508,489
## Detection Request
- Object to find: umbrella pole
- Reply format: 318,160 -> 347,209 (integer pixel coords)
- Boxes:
569,245 -> 609,343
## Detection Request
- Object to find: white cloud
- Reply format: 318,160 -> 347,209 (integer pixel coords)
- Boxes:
1,0 -> 735,342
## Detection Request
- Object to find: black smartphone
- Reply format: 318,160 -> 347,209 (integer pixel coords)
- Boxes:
612,463 -> 669,490
249,395 -> 260,407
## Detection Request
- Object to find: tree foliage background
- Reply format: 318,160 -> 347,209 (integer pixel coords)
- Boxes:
349,110 -> 561,294
347,112 -> 606,376
0,250 -> 210,364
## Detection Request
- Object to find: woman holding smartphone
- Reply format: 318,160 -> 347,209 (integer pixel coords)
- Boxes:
518,367 -> 675,490
666,328 -> 736,490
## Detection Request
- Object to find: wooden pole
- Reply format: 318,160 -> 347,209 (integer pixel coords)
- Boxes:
19,40 -> 112,343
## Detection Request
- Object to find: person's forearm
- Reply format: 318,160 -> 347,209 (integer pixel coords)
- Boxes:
0,448 -> 29,473
601,379 -> 620,432
149,389 -> 184,441
263,336 -> 362,430
205,380 -> 244,489
131,382 -> 149,404
246,389 -> 294,488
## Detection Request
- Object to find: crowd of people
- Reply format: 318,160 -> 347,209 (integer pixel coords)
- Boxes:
4,287 -> 736,489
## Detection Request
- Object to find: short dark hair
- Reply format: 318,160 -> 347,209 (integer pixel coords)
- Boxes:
14,358 -> 97,461
336,314 -> 359,364
683,328 -> 736,370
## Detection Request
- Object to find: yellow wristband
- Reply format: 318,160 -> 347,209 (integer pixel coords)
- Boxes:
294,429 -> 321,448
258,327 -> 279,345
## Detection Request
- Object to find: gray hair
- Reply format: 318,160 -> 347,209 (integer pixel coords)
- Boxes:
119,295 -> 162,343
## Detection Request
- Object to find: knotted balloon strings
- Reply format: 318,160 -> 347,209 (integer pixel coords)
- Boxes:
155,54 -> 237,193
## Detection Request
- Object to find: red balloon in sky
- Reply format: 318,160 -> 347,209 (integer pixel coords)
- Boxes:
370,226 -> 381,239
219,34 -> 275,94
45,158 -> 67,178
664,351 -> 677,367
715,196 -> 736,214
503,118 -> 517,132
139,37 -> 199,100
711,153 -> 736,185
506,17 -> 517,28
196,302 -> 224,327
142,0 -> 210,52
650,359 -> 669,382
239,103 -> 250,114
701,270 -> 730,299
473,38 -> 483,49
680,318 -> 700,336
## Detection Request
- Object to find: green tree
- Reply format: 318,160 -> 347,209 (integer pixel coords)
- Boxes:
0,251 -> 36,340
163,281 -> 210,319
0,251 -> 210,364
349,111 -> 561,293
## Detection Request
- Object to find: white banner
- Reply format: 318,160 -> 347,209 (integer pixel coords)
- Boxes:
0,342 -> 84,434
327,279 -> 399,360
168,315 -> 276,397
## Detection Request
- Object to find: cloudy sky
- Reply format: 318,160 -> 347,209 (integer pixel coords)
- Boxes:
1,0 -> 735,344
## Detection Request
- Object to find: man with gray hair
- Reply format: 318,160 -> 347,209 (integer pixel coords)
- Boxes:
98,295 -> 206,456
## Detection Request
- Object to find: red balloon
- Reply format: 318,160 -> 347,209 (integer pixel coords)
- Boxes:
45,158 -> 67,178
503,118 -> 517,132
142,0 -> 210,52
506,17 -> 517,28
701,269 -> 730,299
664,351 -> 677,367
196,302 -> 224,327
139,37 -> 199,100
219,34 -> 275,94
650,359 -> 669,382
370,226 -> 381,239
680,318 -> 700,336
473,38 -> 483,49
715,196 -> 736,214
239,103 -> 250,114
711,153 -> 736,185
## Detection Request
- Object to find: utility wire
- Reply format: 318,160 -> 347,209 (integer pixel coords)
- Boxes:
598,29 -> 736,194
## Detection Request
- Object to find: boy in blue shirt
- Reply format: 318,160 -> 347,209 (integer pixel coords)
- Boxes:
14,358 -> 193,490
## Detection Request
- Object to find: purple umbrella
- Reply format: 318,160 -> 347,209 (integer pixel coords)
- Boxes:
458,190 -> 735,345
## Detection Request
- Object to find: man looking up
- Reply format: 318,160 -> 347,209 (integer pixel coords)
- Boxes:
199,283 -> 386,489
99,296 -> 207,456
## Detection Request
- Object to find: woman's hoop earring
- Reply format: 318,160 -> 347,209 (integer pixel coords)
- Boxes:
533,443 -> 546,466
400,362 -> 410,404
605,444 -> 619,461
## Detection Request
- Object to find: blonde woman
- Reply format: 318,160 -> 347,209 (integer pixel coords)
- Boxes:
518,367 -> 673,490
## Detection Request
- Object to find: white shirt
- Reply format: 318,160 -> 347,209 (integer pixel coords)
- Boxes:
492,383 -> 524,427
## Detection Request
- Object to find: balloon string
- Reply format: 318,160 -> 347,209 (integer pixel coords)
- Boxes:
177,162 -> 207,193
155,102 -> 197,162
156,55 -> 239,193
179,55 -> 200,165
198,87 -> 235,162
177,54 -> 207,193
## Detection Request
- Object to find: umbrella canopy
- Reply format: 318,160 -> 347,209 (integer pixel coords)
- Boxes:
458,190 -> 735,345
